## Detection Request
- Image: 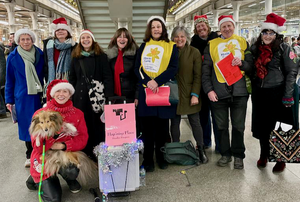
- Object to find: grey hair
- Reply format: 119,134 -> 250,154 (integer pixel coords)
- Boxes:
171,26 -> 191,45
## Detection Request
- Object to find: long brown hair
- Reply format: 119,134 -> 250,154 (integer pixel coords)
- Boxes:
143,19 -> 169,42
108,28 -> 138,51
72,37 -> 104,58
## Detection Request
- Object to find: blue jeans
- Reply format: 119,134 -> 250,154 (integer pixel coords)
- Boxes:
0,93 -> 6,115
210,96 -> 248,159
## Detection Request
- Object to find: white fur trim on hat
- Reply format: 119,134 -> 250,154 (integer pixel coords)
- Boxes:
51,23 -> 72,35
79,30 -> 96,42
50,83 -> 75,98
219,18 -> 235,30
147,16 -> 166,25
14,29 -> 36,45
260,22 -> 286,33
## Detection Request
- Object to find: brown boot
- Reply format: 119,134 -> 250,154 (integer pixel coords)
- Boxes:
272,162 -> 286,173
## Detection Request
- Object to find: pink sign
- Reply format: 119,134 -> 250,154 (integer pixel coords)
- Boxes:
104,103 -> 136,146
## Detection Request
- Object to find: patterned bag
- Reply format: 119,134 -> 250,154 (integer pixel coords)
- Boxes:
79,60 -> 105,113
269,123 -> 300,163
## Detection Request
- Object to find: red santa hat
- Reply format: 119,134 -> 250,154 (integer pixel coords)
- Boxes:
218,15 -> 235,29
261,13 -> 286,33
79,29 -> 96,42
147,16 -> 166,25
14,28 -> 36,45
194,15 -> 208,25
46,79 -> 75,102
51,17 -> 72,35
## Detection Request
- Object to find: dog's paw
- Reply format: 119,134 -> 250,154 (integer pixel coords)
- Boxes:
64,123 -> 77,133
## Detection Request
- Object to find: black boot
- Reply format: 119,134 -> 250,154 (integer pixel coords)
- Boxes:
59,164 -> 82,193
198,146 -> 208,164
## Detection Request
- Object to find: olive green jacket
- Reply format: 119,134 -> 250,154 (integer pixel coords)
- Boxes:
176,45 -> 202,115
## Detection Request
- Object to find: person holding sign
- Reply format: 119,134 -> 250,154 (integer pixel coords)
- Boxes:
250,13 -> 298,172
135,16 -> 179,172
202,15 -> 253,169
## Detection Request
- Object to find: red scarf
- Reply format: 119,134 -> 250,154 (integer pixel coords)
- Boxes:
255,44 -> 273,79
114,49 -> 124,96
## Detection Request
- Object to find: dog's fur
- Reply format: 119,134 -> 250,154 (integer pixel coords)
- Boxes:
29,110 -> 97,185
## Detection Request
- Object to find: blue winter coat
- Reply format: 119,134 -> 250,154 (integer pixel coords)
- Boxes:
5,46 -> 44,141
134,42 -> 179,119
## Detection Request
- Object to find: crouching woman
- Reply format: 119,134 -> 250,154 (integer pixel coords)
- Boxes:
26,79 -> 89,202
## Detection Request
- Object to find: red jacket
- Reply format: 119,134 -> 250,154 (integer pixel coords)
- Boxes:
30,99 -> 88,183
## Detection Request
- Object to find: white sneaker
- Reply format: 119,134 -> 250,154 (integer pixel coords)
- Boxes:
25,159 -> 31,168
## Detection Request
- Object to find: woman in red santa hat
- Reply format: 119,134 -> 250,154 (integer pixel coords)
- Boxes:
43,17 -> 76,87
69,29 -> 114,161
250,13 -> 298,172
26,79 -> 89,201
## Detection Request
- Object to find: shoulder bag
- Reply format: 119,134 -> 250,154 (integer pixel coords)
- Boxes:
161,140 -> 200,165
79,60 -> 105,113
269,122 -> 300,163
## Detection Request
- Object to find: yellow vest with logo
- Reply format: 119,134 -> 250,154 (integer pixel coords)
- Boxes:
209,34 -> 247,83
140,39 -> 175,80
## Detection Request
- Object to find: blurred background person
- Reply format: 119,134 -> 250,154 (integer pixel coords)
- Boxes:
5,28 -> 44,167
170,26 -> 207,163
0,42 -> 6,118
8,33 -> 17,55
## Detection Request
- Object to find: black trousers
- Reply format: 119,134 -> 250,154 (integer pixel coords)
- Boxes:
26,164 -> 79,202
141,116 -> 169,165
25,141 -> 33,159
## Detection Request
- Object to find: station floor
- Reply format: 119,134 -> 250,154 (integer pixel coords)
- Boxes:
1,99 -> 300,202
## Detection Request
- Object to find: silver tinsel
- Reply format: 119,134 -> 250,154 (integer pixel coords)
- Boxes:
93,140 -> 144,173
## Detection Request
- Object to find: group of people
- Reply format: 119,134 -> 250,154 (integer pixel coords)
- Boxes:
2,12 -> 299,202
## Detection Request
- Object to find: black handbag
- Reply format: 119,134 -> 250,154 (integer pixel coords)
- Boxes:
165,79 -> 179,104
79,60 -> 105,113
269,122 -> 300,163
161,140 -> 200,165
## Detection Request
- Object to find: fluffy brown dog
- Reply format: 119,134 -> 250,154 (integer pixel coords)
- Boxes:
29,110 -> 97,185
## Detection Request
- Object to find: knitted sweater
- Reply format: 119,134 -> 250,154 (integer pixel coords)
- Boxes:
30,99 -> 88,183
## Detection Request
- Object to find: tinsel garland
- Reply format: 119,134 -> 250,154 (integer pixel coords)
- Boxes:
93,140 -> 144,173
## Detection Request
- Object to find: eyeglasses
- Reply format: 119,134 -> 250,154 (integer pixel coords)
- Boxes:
261,32 -> 276,36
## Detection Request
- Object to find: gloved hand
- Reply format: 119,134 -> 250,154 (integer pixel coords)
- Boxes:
282,97 -> 294,107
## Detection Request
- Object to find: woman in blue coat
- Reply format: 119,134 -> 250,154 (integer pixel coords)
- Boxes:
5,29 -> 44,168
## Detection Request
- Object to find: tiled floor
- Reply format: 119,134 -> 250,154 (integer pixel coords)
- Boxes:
1,99 -> 300,202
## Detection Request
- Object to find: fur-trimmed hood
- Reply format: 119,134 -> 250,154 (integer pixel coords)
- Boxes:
106,45 -> 137,59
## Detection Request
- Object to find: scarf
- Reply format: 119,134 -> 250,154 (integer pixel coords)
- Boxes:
81,50 -> 94,57
255,44 -> 273,79
114,49 -> 124,96
46,99 -> 76,117
46,38 -> 73,84
17,46 -> 42,95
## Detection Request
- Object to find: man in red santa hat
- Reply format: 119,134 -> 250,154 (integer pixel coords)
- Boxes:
202,15 -> 253,170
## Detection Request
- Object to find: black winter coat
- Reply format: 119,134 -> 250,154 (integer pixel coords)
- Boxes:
106,46 -> 138,102
69,53 -> 114,155
191,32 -> 219,55
134,43 -> 179,119
250,43 -> 298,98
69,53 -> 114,113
